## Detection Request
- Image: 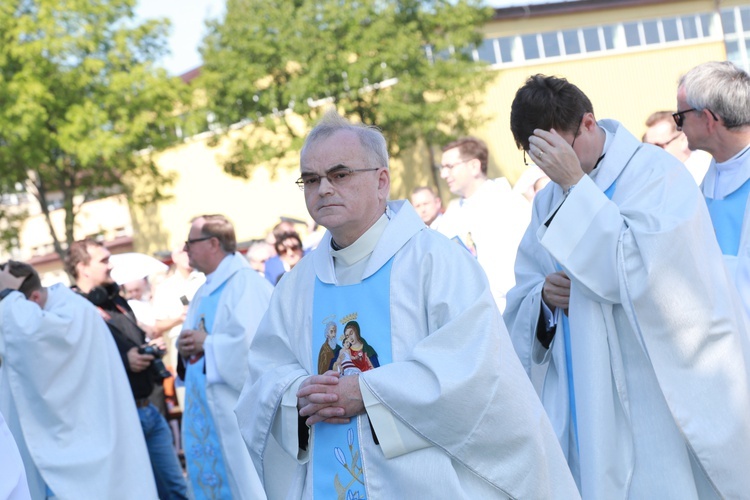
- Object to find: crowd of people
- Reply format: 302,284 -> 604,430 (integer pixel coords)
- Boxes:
1,60 -> 750,499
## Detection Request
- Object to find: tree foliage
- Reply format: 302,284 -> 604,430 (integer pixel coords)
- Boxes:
198,0 -> 494,177
0,0 -> 187,260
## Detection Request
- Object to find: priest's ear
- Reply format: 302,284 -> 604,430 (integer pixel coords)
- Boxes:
28,288 -> 47,308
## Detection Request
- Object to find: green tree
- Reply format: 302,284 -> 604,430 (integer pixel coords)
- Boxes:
198,0 -> 494,182
0,0 -> 187,261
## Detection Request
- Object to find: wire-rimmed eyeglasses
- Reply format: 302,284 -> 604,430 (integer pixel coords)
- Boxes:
295,165 -> 380,191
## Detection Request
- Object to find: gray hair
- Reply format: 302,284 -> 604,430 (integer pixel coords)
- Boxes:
679,61 -> 750,129
301,109 -> 389,169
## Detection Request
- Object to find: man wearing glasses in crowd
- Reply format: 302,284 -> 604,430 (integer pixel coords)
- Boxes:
235,109 -> 578,499
177,214 -> 273,498
676,60 -> 750,321
642,110 -> 710,183
436,136 -> 530,312
504,73 -> 750,498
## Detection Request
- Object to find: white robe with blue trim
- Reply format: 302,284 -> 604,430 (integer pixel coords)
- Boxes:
504,120 -> 750,499
700,148 -> 750,321
236,200 -> 578,500
183,252 -> 273,499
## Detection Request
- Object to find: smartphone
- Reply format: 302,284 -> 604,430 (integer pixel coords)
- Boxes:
179,295 -> 189,306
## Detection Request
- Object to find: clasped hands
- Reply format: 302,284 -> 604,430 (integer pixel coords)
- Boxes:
177,328 -> 207,358
297,371 -> 365,426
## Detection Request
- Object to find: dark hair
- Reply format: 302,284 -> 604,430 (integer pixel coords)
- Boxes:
3,260 -> 41,299
510,74 -> 594,151
442,136 -> 489,175
197,214 -> 236,253
274,232 -> 302,254
64,238 -> 103,280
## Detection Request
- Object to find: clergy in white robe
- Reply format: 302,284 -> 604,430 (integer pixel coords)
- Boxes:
235,110 -> 579,500
0,263 -> 156,500
437,136 -> 531,313
506,74 -> 750,499
0,411 -> 30,500
178,215 -> 273,499
677,61 -> 750,320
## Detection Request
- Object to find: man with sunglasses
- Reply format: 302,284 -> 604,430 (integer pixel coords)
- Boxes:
437,136 -> 530,312
177,214 -> 273,498
642,110 -> 710,183
677,61 -> 750,322
505,74 -> 750,498
0,260 -> 156,498
236,109 -> 578,499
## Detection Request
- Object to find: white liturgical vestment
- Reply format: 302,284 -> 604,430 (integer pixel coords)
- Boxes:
504,120 -> 750,499
438,178 -> 530,312
236,200 -> 579,500
700,144 -> 750,320
0,284 -> 156,500
182,252 -> 273,499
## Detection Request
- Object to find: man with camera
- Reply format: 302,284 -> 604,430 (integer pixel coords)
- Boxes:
66,239 -> 187,500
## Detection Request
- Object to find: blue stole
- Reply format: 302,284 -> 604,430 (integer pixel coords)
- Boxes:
184,280 -> 231,499
311,259 -> 394,500
705,178 -> 750,257
560,180 -> 617,456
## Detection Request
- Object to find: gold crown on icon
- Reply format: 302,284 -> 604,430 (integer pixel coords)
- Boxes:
340,312 -> 358,324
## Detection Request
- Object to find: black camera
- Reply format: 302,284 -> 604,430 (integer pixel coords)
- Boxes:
138,344 -> 171,381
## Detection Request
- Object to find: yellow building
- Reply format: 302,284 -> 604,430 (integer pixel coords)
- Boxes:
11,0 -> 750,272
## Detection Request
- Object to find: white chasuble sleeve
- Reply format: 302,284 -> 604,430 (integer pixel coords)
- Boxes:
359,379 -> 430,459
1,286 -> 156,500
207,267 -> 273,394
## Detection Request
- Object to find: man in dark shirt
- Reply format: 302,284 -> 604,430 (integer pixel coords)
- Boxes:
65,239 -> 187,500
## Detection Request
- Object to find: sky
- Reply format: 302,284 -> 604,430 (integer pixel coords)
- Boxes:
136,0 -> 575,76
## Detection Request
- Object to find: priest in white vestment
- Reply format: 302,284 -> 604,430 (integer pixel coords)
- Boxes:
0,261 -> 156,499
235,110 -> 579,500
437,137 -> 530,313
677,61 -> 750,321
177,214 -> 273,499
505,74 -> 750,499
0,411 -> 30,500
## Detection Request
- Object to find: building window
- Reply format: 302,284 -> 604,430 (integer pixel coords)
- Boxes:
562,29 -> 581,55
498,37 -> 513,63
477,38 -> 497,64
474,11 -> 722,68
522,34 -> 540,60
643,20 -> 660,45
542,32 -> 561,58
723,6 -> 750,72
681,15 -> 699,40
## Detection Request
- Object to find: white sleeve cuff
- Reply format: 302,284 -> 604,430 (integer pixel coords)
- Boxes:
360,378 -> 431,459
203,341 -> 224,384
541,300 -> 557,329
273,376 -> 309,463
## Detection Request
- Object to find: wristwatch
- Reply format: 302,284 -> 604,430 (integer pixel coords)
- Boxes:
0,288 -> 14,301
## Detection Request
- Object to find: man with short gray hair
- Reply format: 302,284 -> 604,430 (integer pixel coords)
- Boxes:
677,61 -> 750,318
236,110 -> 577,499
